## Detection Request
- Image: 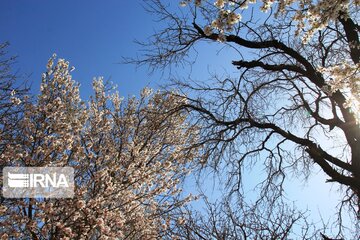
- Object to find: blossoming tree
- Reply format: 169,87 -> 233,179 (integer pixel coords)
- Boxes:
0,55 -> 200,239
134,0 -> 360,238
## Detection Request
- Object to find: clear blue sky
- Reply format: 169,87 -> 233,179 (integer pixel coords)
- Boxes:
0,0 -> 163,98
0,0 -> 348,234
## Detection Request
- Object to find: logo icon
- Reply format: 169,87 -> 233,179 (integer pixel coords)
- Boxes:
2,167 -> 74,198
7,172 -> 30,187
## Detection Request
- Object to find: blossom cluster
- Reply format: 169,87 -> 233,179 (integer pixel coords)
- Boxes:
181,0 -> 246,41
293,0 -> 359,43
180,0 -> 359,42
207,9 -> 242,39
0,56 -> 200,239
10,89 -> 22,105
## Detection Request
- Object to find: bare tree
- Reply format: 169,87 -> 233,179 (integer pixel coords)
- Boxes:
131,0 -> 360,238
162,195 -> 321,240
0,41 -> 29,169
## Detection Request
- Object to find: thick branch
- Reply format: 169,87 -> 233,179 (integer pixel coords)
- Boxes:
232,60 -> 307,75
338,15 -> 360,64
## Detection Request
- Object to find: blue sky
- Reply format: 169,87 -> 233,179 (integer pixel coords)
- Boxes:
0,0 -> 162,98
0,0 -> 349,234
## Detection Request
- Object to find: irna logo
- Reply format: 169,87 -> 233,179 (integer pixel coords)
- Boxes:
7,172 -> 69,188
2,167 -> 74,198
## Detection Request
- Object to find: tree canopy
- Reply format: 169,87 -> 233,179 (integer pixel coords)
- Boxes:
0,53 -> 201,239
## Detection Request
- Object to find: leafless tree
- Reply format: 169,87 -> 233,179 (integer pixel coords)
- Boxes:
162,195 -> 322,240
0,41 -> 29,164
0,42 -> 30,236
131,0 -> 360,239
